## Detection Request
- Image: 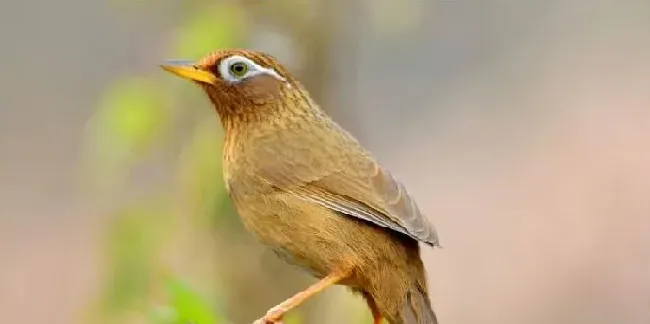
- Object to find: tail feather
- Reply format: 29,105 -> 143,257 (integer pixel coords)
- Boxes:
400,287 -> 438,324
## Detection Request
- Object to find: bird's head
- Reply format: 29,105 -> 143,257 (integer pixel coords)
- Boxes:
161,49 -> 312,123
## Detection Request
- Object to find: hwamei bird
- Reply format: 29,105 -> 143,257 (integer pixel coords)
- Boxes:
161,49 -> 440,324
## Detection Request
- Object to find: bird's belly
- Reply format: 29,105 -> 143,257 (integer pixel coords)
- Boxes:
268,244 -> 328,278
232,193 -> 371,278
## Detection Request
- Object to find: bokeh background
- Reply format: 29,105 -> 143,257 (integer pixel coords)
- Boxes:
1,1 -> 649,324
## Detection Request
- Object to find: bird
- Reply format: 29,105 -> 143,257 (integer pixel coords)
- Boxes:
161,49 -> 440,324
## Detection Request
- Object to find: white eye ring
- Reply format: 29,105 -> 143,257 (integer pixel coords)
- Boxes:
218,55 -> 286,83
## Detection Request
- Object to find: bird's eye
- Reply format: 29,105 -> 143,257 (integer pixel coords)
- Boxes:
228,62 -> 249,78
218,55 -> 285,84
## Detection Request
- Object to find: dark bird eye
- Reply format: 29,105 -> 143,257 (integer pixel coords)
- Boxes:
229,62 -> 248,77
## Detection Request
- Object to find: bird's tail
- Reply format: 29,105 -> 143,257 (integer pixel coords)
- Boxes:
399,284 -> 438,324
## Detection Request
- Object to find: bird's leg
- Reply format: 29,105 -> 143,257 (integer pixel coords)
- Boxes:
257,268 -> 352,324
369,302 -> 384,324
362,291 -> 384,324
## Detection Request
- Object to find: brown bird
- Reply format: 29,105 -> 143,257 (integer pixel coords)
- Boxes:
161,49 -> 440,324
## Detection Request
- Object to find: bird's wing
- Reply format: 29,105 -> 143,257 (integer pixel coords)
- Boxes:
299,162 -> 439,246
251,128 -> 439,246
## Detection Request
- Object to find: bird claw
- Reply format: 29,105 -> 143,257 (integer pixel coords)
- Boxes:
252,318 -> 283,324
266,305 -> 288,317
252,305 -> 287,324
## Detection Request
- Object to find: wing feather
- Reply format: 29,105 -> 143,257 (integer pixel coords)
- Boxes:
248,125 -> 439,246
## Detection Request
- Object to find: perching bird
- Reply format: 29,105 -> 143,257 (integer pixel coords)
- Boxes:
161,49 -> 440,324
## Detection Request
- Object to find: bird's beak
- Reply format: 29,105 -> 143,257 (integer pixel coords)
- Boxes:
160,60 -> 217,85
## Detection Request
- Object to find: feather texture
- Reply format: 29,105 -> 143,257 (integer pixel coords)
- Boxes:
245,116 -> 439,246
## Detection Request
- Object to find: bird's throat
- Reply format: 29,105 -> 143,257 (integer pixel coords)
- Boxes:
209,89 -> 316,135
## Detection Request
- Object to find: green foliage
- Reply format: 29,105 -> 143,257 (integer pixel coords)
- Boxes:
83,78 -> 170,191
101,205 -> 161,315
175,119 -> 226,226
86,2 -> 247,324
97,78 -> 168,151
161,279 -> 222,324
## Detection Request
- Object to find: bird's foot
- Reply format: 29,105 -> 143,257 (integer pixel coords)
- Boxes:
252,319 -> 283,324
252,304 -> 287,324
252,316 -> 284,324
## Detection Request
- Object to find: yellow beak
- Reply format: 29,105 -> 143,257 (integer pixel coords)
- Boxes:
160,60 -> 217,85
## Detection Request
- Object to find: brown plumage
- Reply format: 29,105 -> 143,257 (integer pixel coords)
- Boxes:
161,49 -> 440,324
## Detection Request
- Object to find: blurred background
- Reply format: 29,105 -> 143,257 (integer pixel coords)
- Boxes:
1,1 -> 649,323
